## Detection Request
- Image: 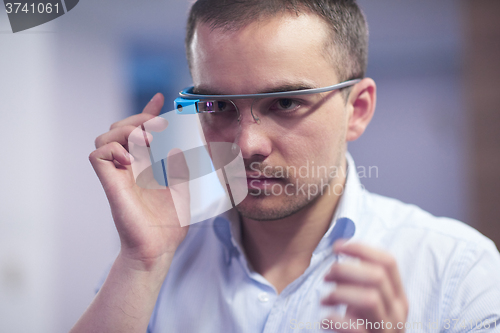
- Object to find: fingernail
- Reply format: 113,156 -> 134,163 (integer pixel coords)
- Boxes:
150,94 -> 157,102
125,152 -> 134,163
333,239 -> 347,252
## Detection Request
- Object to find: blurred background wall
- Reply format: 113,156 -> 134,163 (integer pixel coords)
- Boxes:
0,0 -> 498,332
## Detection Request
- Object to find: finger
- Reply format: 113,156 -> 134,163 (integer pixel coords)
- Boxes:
109,92 -> 165,130
142,116 -> 169,132
324,262 -> 395,312
128,126 -> 155,187
142,92 -> 164,115
321,285 -> 385,323
109,93 -> 166,132
334,242 -> 405,297
89,142 -> 134,192
166,149 -> 190,186
323,313 -> 368,333
166,148 -> 191,227
334,238 -> 348,248
110,113 -> 157,131
95,125 -> 153,149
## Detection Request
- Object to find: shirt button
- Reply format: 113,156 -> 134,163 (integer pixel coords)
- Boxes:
258,292 -> 269,303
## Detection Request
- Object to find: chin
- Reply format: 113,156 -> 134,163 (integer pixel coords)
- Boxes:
235,193 -> 311,221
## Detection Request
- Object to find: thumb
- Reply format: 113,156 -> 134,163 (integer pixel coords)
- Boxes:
166,148 -> 191,227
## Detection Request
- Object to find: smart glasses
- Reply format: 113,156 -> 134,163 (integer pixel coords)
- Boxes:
174,79 -> 361,128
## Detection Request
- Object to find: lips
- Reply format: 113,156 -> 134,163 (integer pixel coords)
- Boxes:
245,173 -> 279,179
246,177 -> 282,190
245,173 -> 264,179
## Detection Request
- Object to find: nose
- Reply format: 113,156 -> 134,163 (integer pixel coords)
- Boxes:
234,103 -> 272,160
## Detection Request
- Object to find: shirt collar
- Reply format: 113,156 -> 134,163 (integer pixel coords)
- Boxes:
212,151 -> 363,257
313,151 -> 361,253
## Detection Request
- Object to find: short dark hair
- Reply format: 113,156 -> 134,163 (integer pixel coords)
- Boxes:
185,0 -> 369,82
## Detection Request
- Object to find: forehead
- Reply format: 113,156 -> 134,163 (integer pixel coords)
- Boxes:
190,12 -> 338,94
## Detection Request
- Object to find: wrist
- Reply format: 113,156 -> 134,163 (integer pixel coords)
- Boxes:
116,250 -> 175,280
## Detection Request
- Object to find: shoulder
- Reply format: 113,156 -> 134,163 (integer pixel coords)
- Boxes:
357,189 -> 500,290
361,190 -> 496,250
360,191 -> 500,319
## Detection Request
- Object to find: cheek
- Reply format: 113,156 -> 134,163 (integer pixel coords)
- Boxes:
276,120 -> 341,165
277,111 -> 347,168
200,120 -> 234,144
312,105 -> 349,151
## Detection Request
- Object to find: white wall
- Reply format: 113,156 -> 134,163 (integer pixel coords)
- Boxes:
353,0 -> 468,222
0,5 -> 130,332
0,19 -> 57,333
52,28 -> 128,333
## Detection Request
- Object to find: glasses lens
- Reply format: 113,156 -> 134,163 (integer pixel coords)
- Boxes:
197,99 -> 239,129
196,100 -> 237,113
195,90 -> 336,129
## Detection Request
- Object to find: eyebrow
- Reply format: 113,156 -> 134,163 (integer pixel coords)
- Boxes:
193,82 -> 317,95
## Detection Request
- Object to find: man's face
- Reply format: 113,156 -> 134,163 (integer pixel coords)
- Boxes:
190,12 -> 350,221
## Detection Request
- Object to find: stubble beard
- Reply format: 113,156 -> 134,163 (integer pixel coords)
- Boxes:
234,174 -> 335,221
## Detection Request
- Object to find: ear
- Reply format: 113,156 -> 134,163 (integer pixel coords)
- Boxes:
345,78 -> 376,142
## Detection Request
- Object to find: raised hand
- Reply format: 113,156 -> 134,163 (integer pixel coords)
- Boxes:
322,241 -> 409,333
89,92 -> 190,269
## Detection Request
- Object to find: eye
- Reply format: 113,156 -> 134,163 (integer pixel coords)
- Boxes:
217,101 -> 228,111
198,100 -> 236,113
271,98 -> 300,112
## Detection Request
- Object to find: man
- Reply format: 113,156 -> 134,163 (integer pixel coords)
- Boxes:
72,0 -> 500,332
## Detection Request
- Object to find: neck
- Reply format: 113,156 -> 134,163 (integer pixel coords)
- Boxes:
240,158 -> 347,293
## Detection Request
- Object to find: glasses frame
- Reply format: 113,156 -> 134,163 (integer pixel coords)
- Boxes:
174,78 -> 361,123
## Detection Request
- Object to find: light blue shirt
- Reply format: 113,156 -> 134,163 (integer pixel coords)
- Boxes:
101,153 -> 500,332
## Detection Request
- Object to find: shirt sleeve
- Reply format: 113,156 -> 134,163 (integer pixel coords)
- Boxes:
442,238 -> 500,332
